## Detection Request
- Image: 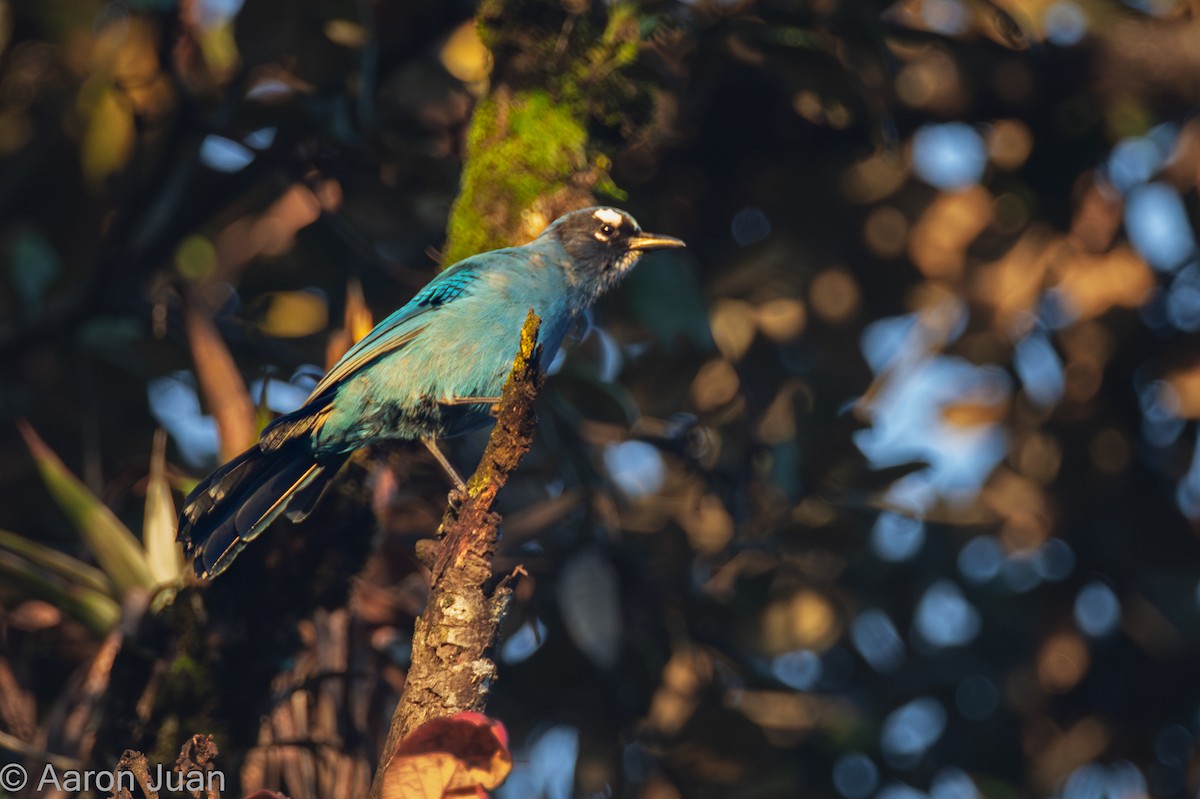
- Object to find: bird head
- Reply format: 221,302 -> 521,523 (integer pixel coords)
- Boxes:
541,207 -> 685,301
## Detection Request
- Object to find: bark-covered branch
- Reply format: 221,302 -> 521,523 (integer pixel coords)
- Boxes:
369,311 -> 544,798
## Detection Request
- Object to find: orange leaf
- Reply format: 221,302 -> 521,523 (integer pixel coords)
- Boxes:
381,713 -> 512,799
326,278 -> 374,369
185,302 -> 257,461
381,753 -> 474,799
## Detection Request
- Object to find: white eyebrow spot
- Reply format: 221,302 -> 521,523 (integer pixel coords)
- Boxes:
594,208 -> 623,227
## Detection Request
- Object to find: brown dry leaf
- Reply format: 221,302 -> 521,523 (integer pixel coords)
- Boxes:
907,186 -> 993,280
971,228 -> 1053,332
382,712 -> 512,799
1053,245 -> 1155,320
185,303 -> 257,461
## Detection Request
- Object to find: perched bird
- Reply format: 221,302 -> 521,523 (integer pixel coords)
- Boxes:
179,207 -> 685,578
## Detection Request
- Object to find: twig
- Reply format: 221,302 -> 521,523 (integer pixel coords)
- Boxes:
368,311 -> 544,799
113,750 -> 158,799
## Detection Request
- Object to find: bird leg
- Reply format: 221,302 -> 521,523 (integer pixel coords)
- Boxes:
441,396 -> 504,417
421,437 -> 467,493
440,396 -> 502,406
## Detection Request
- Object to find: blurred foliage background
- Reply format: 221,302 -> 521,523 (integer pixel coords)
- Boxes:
2,0 -> 1200,797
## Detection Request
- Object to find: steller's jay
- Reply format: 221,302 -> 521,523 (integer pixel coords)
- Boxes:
178,207 -> 685,578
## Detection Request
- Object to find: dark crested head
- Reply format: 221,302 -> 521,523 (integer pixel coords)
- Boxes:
541,207 -> 685,295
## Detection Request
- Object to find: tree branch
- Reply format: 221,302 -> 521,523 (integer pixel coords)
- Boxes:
368,310 -> 544,799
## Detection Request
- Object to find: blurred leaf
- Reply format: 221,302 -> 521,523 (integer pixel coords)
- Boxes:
198,23 -> 239,78
0,550 -> 120,635
255,291 -> 329,338
80,85 -> 134,188
185,303 -> 258,461
557,547 -> 621,669
346,278 -> 375,342
0,528 -> 113,596
1055,245 -> 1155,320
143,429 -> 183,584
325,19 -> 367,48
9,227 -> 60,313
17,421 -> 153,594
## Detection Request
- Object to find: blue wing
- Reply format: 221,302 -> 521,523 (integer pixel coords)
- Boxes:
306,258 -> 487,398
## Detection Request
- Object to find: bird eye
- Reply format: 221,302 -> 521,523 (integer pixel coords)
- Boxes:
599,223 -> 615,236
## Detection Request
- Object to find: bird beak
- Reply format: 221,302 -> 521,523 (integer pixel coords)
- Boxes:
627,232 -> 686,251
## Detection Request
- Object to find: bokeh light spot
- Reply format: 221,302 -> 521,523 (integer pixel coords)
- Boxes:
832,753 -> 878,799
1166,264 -> 1200,332
912,123 -> 987,190
1035,538 -> 1076,581
1014,332 -> 1065,407
871,512 -> 925,562
864,206 -> 909,258
1037,630 -> 1090,693
930,767 -> 978,799
770,649 -> 822,691
914,580 -> 980,647
810,268 -> 860,324
1044,1 -> 1088,46
604,440 -> 666,498
958,536 -> 1004,583
881,696 -> 947,766
199,134 -> 255,172
501,617 -> 548,664
175,235 -> 217,280
851,609 -> 905,673
1075,581 -> 1121,637
731,207 -> 771,246
1125,182 -> 1197,272
1002,551 -> 1043,593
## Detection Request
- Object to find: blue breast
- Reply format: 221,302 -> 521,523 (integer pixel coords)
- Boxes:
310,244 -> 577,452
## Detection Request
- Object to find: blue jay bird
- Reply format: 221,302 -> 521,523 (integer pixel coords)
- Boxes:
179,207 -> 684,578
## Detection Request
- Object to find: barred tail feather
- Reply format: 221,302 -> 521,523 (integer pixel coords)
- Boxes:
179,444 -> 346,579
